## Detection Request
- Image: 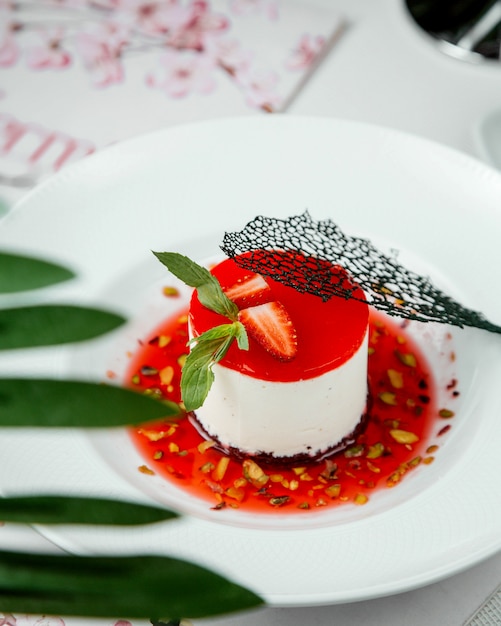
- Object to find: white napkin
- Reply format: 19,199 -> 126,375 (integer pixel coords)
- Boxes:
0,0 -> 343,208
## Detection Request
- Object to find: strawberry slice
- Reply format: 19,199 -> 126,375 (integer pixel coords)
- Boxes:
238,301 -> 298,361
223,272 -> 271,308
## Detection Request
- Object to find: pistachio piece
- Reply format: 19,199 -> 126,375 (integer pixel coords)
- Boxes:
197,439 -> 216,454
394,350 -> 417,367
344,444 -> 364,458
242,459 -> 269,488
269,496 -> 290,507
379,391 -> 398,406
354,493 -> 368,505
225,486 -> 245,502
159,365 -> 175,385
324,484 -> 341,498
212,456 -> 230,481
389,429 -> 419,444
162,286 -> 179,297
387,368 -> 404,389
366,442 -> 385,459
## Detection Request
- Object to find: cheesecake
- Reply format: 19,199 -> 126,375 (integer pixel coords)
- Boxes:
188,251 -> 369,464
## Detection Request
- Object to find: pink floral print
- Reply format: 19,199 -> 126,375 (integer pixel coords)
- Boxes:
166,0 -> 229,51
147,47 -> 216,96
76,21 -> 128,86
229,0 -> 279,20
285,33 -> 325,70
236,66 -> 281,111
0,11 -> 19,67
0,0 -> 330,109
25,28 -> 72,70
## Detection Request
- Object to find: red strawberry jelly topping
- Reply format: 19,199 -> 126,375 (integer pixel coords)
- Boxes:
189,253 -> 369,383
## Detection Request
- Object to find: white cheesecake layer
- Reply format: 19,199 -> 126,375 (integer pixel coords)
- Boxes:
194,329 -> 369,458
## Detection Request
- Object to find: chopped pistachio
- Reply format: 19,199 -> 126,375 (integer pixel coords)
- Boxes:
299,472 -> 314,481
389,429 -> 419,444
159,365 -> 175,385
395,350 -> 417,367
162,286 -> 180,297
387,369 -> 404,389
270,474 -> 284,483
324,484 -> 341,498
197,439 -> 216,454
379,391 -> 398,406
212,456 -> 230,481
320,459 -> 338,480
386,472 -> 401,487
225,486 -> 245,502
242,459 -> 269,488
366,442 -> 385,459
199,462 -> 215,474
354,493 -> 368,505
344,444 -> 364,458
138,428 -> 170,442
269,496 -> 290,507
158,335 -> 172,348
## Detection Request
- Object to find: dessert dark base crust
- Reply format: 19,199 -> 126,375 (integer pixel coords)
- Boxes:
188,396 -> 371,469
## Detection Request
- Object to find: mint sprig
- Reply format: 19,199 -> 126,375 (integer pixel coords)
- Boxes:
153,252 -> 248,411
153,251 -> 239,321
182,323 -> 248,411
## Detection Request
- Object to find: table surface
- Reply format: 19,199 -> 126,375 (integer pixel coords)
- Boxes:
1,0 -> 501,624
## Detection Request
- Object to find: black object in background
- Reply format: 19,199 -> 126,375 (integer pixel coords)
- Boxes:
405,0 -> 501,59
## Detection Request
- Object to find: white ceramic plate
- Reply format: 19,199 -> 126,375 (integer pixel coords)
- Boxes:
1,116 -> 501,607
473,107 -> 501,170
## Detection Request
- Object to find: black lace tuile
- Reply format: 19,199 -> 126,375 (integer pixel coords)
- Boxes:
221,212 -> 501,334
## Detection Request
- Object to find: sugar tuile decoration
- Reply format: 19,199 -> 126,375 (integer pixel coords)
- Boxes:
220,212 -> 501,334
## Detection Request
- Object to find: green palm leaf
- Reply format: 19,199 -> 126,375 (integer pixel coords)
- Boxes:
0,251 -> 75,293
0,378 -> 179,426
0,304 -> 126,349
0,495 -> 177,525
0,551 -> 263,619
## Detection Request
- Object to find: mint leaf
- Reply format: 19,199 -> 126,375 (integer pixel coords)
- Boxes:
234,320 -> 249,351
153,251 -> 238,321
182,323 -> 247,411
154,252 -> 250,411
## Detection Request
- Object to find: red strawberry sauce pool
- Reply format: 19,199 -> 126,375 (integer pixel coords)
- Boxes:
126,261 -> 458,514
